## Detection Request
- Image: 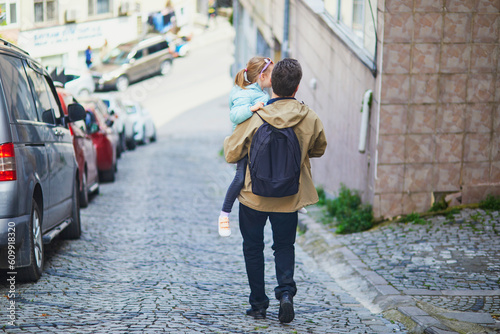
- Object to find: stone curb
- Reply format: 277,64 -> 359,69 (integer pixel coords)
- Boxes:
296,213 -> 499,334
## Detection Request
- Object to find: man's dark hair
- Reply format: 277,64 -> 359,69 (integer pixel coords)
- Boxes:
271,58 -> 302,97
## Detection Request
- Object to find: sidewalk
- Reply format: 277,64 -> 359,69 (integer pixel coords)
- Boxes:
297,206 -> 500,334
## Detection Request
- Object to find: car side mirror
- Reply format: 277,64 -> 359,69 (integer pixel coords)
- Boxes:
105,119 -> 114,127
67,103 -> 86,122
42,109 -> 56,124
109,109 -> 115,116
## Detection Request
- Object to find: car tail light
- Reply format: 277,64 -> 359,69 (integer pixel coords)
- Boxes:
0,142 -> 16,181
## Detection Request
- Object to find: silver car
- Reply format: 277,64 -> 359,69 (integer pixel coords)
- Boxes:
93,35 -> 174,91
0,39 -> 86,282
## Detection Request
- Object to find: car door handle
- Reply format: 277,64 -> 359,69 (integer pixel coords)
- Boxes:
52,128 -> 64,136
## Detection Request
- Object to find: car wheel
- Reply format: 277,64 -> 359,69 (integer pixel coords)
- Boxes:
126,139 -> 136,150
160,60 -> 172,75
120,131 -> 127,153
79,171 -> 89,208
150,128 -> 157,142
18,200 -> 44,282
99,168 -> 115,182
61,179 -> 82,240
116,75 -> 129,91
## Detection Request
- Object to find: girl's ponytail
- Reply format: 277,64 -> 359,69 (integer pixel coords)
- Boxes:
234,68 -> 247,89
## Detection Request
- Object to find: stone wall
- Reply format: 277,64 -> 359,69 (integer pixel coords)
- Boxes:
374,0 -> 500,218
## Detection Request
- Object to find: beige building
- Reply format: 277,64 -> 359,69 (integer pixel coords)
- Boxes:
0,0 -> 195,67
233,0 -> 499,219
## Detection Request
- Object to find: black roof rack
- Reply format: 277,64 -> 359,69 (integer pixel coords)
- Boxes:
0,38 -> 30,56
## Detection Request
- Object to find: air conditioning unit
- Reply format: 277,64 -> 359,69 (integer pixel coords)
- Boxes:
119,2 -> 130,16
65,9 -> 77,23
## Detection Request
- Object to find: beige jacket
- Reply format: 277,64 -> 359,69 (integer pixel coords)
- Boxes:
224,98 -> 327,212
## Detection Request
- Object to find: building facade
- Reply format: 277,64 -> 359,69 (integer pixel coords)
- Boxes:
233,0 -> 500,218
0,0 -> 195,68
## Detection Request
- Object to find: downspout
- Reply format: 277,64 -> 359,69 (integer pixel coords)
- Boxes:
282,0 -> 290,58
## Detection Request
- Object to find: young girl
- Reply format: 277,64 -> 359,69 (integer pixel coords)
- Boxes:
219,56 -> 274,237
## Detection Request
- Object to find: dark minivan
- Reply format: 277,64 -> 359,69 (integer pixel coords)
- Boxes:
0,39 -> 86,282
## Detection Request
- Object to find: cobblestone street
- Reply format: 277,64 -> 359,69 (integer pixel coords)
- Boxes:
0,103 -> 401,333
0,20 -> 403,333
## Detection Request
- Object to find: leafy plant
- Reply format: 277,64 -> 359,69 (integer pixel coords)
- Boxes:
399,212 -> 426,225
429,198 -> 448,212
316,186 -> 326,206
479,195 -> 500,210
325,184 -> 373,234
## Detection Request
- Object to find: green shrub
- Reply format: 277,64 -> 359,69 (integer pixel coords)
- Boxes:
326,184 -> 373,234
316,186 -> 326,206
479,195 -> 500,211
429,198 -> 448,212
399,212 -> 426,225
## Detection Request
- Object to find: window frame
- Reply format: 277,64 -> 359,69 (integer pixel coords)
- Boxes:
0,0 -> 19,27
323,0 -> 377,74
33,0 -> 57,24
88,0 -> 111,16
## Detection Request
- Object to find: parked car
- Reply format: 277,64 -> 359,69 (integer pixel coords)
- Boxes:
92,35 -> 174,91
122,100 -> 157,145
56,86 -> 99,208
94,93 -> 134,150
80,100 -> 119,182
0,39 -> 86,282
80,96 -> 125,157
48,66 -> 95,98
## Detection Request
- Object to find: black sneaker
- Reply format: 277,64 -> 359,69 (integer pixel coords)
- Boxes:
246,307 -> 266,319
278,292 -> 294,323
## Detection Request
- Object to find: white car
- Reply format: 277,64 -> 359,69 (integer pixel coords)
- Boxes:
122,100 -> 157,145
48,67 -> 95,98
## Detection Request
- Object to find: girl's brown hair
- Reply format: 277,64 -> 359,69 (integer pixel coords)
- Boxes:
234,56 -> 273,89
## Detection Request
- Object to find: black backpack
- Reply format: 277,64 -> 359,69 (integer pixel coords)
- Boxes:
249,114 -> 301,197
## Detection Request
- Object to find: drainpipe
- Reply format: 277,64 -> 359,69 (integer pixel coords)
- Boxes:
282,0 -> 290,58
358,90 -> 373,153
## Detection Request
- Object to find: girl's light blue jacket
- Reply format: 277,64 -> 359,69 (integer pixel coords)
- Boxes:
229,82 -> 269,130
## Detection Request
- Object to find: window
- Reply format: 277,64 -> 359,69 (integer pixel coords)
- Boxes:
0,56 -> 38,122
25,66 -> 61,123
147,41 -> 168,55
34,0 -> 56,23
324,0 -> 377,58
88,0 -> 110,15
0,1 -> 18,26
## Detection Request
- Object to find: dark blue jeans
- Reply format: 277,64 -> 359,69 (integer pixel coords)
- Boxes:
221,156 -> 247,213
239,203 -> 298,310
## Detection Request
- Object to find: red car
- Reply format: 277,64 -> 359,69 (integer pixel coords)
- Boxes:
56,87 -> 99,207
81,98 -> 119,182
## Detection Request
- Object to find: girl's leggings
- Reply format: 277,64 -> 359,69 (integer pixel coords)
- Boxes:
221,156 -> 247,213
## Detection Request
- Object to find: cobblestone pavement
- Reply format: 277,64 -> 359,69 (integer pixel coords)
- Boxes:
0,118 -> 403,333
299,206 -> 500,333
0,19 -> 405,333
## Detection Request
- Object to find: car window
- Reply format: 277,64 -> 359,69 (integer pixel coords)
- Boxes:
25,67 -> 61,122
65,74 -> 80,82
102,46 -> 131,65
0,55 -> 38,122
148,41 -> 168,55
124,105 -> 137,114
133,49 -> 144,60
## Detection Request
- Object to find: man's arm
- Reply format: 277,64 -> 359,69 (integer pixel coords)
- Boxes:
309,117 -> 327,158
224,116 -> 259,163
